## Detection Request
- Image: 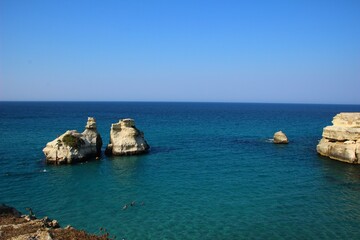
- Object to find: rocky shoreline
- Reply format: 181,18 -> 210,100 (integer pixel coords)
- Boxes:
0,204 -> 112,240
317,112 -> 360,164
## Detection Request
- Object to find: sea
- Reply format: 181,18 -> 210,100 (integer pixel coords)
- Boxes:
1,102 -> 360,239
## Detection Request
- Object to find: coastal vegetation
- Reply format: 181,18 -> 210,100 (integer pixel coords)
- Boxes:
43,118 -> 103,164
62,134 -> 85,149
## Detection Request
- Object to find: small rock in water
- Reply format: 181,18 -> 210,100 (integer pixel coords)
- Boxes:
273,131 -> 289,144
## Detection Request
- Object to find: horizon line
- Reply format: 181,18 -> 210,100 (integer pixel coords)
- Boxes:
0,100 -> 359,106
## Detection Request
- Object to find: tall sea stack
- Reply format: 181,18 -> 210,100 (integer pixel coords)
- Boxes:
105,118 -> 150,156
43,117 -> 103,164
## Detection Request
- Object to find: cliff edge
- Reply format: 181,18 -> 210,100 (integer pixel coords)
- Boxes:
317,113 -> 360,164
0,204 -> 111,240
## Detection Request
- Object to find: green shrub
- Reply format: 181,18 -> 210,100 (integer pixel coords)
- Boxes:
62,134 -> 85,149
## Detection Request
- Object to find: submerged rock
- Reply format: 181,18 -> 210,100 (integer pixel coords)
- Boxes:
105,118 -> 149,156
317,113 -> 360,164
273,131 -> 289,144
43,117 -> 102,164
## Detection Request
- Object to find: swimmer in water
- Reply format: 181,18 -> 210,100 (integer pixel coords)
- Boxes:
122,204 -> 128,210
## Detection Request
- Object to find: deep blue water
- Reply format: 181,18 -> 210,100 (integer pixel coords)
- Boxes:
1,102 -> 360,239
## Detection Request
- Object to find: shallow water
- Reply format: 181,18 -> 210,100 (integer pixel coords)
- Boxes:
1,102 -> 360,239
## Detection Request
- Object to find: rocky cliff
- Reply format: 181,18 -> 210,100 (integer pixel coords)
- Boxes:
0,204 -> 111,239
105,118 -> 149,156
317,113 -> 360,164
43,117 -> 102,164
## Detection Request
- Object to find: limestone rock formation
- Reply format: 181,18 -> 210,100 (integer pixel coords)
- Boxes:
105,118 -> 149,156
317,113 -> 360,164
273,131 -> 289,144
43,117 -> 102,164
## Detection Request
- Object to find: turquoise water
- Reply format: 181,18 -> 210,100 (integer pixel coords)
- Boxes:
1,102 -> 360,239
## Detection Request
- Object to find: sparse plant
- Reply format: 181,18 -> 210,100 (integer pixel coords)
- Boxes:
62,134 -> 85,149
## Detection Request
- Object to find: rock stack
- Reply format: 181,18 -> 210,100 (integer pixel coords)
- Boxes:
43,117 -> 103,164
105,118 -> 150,156
317,113 -> 360,164
273,131 -> 289,144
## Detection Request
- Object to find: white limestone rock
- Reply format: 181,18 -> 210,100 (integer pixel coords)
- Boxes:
332,113 -> 360,128
317,113 -> 360,164
42,117 -> 102,164
273,131 -> 289,144
105,118 -> 149,156
316,138 -> 330,156
322,126 -> 360,141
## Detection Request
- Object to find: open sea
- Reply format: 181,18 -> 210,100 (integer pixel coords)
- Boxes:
1,102 -> 360,239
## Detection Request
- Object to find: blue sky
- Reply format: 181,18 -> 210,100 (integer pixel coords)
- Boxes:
1,0 -> 359,103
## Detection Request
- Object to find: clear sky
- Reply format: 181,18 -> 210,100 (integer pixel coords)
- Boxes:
0,0 -> 359,104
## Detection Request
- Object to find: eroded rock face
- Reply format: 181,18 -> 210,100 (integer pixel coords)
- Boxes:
105,118 -> 149,156
273,131 -> 289,144
332,113 -> 360,128
322,126 -> 360,141
0,204 -> 110,240
317,113 -> 360,164
43,117 -> 102,164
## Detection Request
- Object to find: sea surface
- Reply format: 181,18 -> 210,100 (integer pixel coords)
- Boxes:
1,102 -> 360,239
